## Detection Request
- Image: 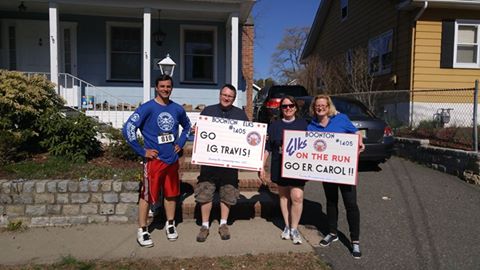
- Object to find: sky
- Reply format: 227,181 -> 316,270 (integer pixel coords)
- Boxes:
252,0 -> 321,80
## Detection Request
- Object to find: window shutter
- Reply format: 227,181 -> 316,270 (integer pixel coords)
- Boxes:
440,20 -> 454,68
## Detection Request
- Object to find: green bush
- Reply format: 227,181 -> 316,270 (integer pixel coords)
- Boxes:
102,125 -> 142,161
38,111 -> 102,163
0,70 -> 64,164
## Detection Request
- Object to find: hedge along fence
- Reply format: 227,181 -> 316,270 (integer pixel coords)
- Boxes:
0,179 -> 140,227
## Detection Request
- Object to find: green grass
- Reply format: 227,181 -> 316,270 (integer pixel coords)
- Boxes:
0,156 -> 142,181
6,220 -> 25,232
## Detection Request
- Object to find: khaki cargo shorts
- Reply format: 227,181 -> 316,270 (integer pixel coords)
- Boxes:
194,181 -> 240,206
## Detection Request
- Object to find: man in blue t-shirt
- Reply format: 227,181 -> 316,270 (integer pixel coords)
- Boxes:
123,74 -> 191,247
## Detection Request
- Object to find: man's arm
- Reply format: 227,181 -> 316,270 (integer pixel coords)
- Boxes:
175,109 -> 192,149
122,111 -> 147,157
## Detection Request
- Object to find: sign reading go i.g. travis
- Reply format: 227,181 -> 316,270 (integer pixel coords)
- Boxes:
191,116 -> 268,171
281,130 -> 360,185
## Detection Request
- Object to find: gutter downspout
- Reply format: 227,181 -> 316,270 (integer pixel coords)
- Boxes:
409,1 -> 428,127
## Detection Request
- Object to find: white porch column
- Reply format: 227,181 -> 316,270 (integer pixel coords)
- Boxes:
49,2 -> 59,92
228,14 -> 239,106
143,8 -> 152,103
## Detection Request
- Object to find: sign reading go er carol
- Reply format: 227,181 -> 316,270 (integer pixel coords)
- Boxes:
282,130 -> 360,185
191,116 -> 267,171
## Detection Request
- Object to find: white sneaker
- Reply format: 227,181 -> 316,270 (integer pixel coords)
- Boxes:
291,228 -> 303,245
137,228 -> 154,247
165,221 -> 178,241
281,226 -> 290,240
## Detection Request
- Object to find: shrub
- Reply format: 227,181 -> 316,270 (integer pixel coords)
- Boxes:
435,127 -> 457,141
0,70 -> 64,164
102,125 -> 143,161
38,111 -> 102,163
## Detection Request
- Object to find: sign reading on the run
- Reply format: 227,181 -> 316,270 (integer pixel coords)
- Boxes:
191,116 -> 267,171
281,130 -> 360,185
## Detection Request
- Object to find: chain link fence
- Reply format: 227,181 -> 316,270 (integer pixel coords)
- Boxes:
329,81 -> 480,151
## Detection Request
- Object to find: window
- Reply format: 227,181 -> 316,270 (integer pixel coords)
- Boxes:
368,30 -> 393,75
181,25 -> 217,83
453,21 -> 480,68
340,0 -> 348,21
106,22 -> 142,81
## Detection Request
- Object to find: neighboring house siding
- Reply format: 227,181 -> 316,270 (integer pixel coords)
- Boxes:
413,10 -> 480,103
310,0 -> 402,92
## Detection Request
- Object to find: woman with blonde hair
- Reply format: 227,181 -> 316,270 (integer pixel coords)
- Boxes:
307,94 -> 365,259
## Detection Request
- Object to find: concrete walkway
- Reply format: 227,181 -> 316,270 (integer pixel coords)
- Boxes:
0,218 -> 313,265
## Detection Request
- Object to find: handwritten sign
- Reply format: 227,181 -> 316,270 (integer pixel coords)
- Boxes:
281,130 -> 360,185
191,116 -> 267,171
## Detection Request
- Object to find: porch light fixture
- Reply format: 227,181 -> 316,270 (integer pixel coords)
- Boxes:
158,54 -> 176,76
152,9 -> 166,46
18,1 -> 27,12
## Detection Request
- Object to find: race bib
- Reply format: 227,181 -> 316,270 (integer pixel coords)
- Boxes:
158,133 -> 175,144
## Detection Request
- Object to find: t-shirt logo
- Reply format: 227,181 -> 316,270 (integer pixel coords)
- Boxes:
130,113 -> 140,122
157,112 -> 175,131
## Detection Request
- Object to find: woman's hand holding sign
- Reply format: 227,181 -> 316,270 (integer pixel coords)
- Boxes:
356,131 -> 365,153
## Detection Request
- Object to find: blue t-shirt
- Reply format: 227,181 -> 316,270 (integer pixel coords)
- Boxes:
266,118 -> 308,182
307,113 -> 357,134
122,99 -> 191,164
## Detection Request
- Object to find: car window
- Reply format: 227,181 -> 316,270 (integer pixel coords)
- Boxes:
333,99 -> 374,118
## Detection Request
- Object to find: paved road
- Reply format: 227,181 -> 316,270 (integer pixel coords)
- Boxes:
300,156 -> 480,270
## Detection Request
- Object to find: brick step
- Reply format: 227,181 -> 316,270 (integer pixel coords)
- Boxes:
148,187 -> 277,222
178,157 -> 200,171
180,171 -> 277,192
181,142 -> 194,156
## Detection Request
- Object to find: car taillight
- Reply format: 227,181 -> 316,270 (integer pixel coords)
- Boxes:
265,98 -> 281,109
384,126 -> 393,137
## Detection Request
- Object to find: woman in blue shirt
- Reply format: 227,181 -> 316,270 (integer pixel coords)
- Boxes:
307,95 -> 365,259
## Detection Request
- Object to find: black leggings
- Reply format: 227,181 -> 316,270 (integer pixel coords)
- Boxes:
323,182 -> 360,241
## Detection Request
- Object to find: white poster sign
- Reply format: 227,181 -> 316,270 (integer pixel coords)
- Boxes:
281,130 -> 360,185
191,116 -> 267,171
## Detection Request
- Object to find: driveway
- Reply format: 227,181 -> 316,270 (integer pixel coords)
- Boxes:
300,156 -> 480,270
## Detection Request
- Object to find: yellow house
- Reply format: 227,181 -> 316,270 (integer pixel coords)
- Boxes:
301,0 -> 480,126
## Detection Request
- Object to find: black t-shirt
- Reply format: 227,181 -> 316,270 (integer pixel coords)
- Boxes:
266,118 -> 308,182
197,104 -> 249,183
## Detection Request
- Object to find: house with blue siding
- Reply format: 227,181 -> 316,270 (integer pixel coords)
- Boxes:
0,0 -> 255,127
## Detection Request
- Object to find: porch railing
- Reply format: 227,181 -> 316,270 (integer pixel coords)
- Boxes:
23,72 -> 137,128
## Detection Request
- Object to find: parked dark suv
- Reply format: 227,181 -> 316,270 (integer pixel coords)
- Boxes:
256,85 -> 309,123
297,96 -> 394,164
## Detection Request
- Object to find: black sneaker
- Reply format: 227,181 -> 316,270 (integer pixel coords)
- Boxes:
319,233 -> 338,247
352,243 -> 362,259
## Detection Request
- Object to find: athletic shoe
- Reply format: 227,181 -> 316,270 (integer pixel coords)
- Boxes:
218,224 -> 231,240
196,226 -> 210,242
352,243 -> 362,259
165,220 -> 178,241
319,233 -> 338,247
281,226 -> 290,240
137,227 -> 154,247
291,228 -> 302,244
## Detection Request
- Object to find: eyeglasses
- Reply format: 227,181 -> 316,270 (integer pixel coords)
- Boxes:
315,105 -> 329,109
281,104 -> 295,109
